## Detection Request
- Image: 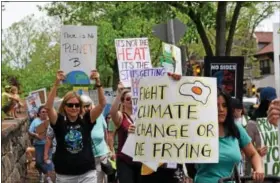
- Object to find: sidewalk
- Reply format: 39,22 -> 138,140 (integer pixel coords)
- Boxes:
22,161 -> 55,183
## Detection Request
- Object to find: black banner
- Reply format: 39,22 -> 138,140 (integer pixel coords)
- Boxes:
204,56 -> 244,102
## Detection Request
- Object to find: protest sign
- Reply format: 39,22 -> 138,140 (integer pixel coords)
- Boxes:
87,88 -> 115,116
160,43 -> 182,75
73,86 -> 89,96
256,118 -> 279,175
60,25 -> 97,85
26,93 -> 42,118
103,88 -> 115,116
130,68 -> 167,121
115,38 -> 152,87
273,23 -> 280,153
29,88 -> 47,105
133,75 -> 218,163
204,56 -> 244,102
121,68 -> 166,157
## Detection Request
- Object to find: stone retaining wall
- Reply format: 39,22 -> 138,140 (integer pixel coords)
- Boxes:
2,117 -> 30,183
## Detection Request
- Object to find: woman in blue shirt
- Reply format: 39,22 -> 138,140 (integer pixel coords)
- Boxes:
167,73 -> 265,182
81,94 -> 110,183
188,89 -> 264,183
28,106 -> 54,183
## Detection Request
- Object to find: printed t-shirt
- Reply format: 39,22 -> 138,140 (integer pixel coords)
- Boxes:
51,112 -> 95,175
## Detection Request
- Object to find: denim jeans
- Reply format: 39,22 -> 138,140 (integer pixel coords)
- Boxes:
34,144 -> 54,174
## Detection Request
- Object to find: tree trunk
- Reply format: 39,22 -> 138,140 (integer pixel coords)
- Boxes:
167,2 -> 214,56
225,2 -> 243,56
215,2 -> 227,56
112,59 -> 119,91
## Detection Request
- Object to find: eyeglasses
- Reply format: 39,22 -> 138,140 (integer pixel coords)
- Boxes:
84,104 -> 91,108
41,111 -> 47,114
125,97 -> 131,102
65,103 -> 81,108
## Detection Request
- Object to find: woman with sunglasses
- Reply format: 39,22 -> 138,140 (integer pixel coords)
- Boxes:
45,70 -> 106,183
110,82 -> 141,183
81,94 -> 110,183
28,105 -> 54,183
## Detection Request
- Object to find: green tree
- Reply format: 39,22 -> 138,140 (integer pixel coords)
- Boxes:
1,14 -> 63,96
168,2 -> 279,56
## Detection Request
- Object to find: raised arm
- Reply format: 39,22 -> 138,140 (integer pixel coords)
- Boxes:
89,70 -> 106,123
110,82 -> 124,128
242,143 -> 264,182
45,70 -> 65,125
44,137 -> 52,163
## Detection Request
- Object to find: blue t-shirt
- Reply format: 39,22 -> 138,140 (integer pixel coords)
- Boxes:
91,115 -> 109,157
28,118 -> 46,145
194,124 -> 251,183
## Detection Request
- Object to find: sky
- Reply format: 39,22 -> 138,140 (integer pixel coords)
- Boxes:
1,1 -> 280,30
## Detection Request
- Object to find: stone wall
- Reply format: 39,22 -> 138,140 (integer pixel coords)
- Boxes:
2,117 -> 30,183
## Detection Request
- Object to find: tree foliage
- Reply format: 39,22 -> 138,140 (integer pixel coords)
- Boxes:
2,2 -> 279,95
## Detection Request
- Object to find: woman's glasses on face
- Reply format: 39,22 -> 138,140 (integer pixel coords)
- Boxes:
65,103 -> 81,108
84,104 -> 91,108
125,97 -> 131,102
41,110 -> 48,114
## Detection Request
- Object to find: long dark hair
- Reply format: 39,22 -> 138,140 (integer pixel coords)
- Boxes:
218,90 -> 240,139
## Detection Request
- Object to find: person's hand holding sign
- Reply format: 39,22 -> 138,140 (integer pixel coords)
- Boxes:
167,72 -> 182,81
117,81 -> 125,94
90,70 -> 101,85
128,124 -> 135,134
257,146 -> 268,157
55,70 -> 65,85
267,98 -> 280,127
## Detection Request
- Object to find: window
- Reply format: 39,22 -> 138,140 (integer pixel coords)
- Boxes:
260,59 -> 270,75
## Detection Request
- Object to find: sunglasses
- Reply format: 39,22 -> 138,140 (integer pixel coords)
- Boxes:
125,97 -> 131,102
84,104 -> 91,108
65,103 -> 81,108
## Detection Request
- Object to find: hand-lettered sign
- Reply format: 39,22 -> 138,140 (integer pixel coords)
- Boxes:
256,118 -> 279,176
26,93 -> 42,119
60,25 -> 97,85
130,68 -> 166,121
29,88 -> 47,105
133,75 -> 218,163
160,42 -> 182,75
115,38 -> 152,87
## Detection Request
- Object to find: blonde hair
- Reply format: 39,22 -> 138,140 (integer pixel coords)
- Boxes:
58,91 -> 84,116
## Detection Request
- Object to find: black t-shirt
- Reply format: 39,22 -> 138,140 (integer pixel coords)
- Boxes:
51,112 -> 95,175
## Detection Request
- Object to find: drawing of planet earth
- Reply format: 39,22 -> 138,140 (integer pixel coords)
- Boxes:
64,70 -> 90,85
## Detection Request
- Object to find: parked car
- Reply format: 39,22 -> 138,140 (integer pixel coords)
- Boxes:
243,97 -> 258,119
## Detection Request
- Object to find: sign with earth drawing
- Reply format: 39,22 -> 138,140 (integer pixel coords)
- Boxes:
60,25 -> 97,85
